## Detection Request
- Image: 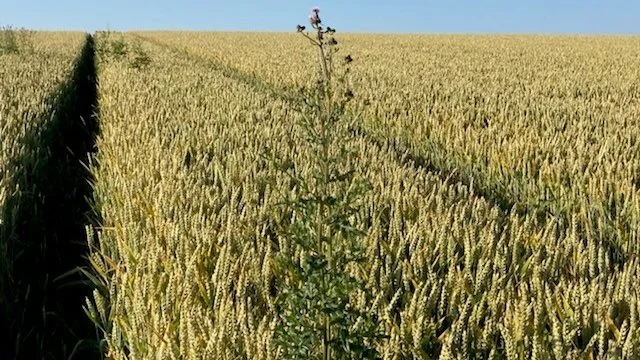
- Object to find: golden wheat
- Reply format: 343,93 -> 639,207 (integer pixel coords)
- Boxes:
91,32 -> 640,359
0,31 -> 86,296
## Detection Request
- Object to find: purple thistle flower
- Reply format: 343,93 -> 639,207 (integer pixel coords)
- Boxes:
309,14 -> 321,26
309,7 -> 321,26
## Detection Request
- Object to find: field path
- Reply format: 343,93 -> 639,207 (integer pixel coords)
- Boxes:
2,34 -> 102,359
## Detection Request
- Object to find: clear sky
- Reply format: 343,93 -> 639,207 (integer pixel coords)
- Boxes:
2,0 -> 638,34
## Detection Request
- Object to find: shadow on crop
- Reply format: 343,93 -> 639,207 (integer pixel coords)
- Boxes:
0,34 -> 103,359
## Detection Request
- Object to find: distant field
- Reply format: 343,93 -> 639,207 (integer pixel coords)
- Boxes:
4,31 -> 640,358
141,32 -> 640,236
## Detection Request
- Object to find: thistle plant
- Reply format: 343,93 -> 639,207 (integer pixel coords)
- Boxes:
272,7 -> 381,360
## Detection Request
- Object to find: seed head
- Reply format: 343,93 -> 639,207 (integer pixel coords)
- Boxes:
296,24 -> 306,32
344,55 -> 353,64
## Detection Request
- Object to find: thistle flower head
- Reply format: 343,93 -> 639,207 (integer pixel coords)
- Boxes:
309,7 -> 321,26
309,14 -> 321,25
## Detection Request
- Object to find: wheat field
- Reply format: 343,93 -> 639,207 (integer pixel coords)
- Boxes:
3,30 -> 640,359
81,32 -> 640,359
0,30 -> 85,312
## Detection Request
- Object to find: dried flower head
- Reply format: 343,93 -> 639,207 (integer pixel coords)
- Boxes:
328,38 -> 338,46
344,89 -> 354,99
344,55 -> 353,64
296,24 -> 306,32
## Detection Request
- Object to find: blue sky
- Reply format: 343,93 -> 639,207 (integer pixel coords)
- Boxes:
2,0 -> 638,34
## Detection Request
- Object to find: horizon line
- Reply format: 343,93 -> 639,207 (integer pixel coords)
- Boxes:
14,28 -> 640,37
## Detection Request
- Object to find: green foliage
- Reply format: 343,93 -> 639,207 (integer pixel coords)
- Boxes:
272,9 -> 382,360
110,37 -> 128,59
0,25 -> 34,54
129,41 -> 152,69
95,31 -> 123,59
95,30 -> 151,69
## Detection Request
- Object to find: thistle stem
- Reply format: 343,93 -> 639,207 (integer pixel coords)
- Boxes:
316,28 -> 329,83
315,25 -> 332,360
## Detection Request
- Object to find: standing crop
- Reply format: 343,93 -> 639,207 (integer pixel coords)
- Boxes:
90,30 -> 640,359
0,31 -> 93,359
0,25 -> 35,54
